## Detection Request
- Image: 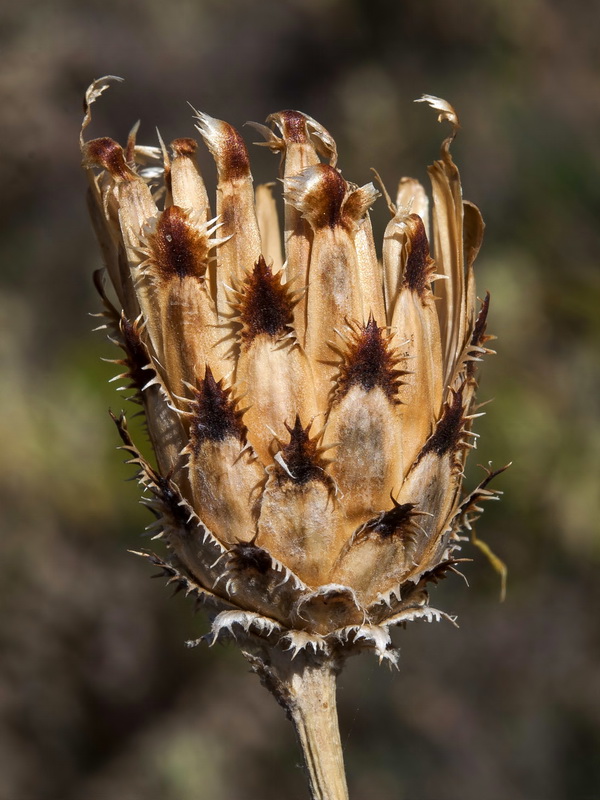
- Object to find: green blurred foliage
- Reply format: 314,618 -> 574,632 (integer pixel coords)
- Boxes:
1,1 -> 599,798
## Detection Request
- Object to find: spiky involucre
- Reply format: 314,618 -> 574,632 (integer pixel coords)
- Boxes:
82,79 -> 504,665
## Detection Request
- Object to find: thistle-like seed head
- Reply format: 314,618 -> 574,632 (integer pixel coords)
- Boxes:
83,77 -> 505,665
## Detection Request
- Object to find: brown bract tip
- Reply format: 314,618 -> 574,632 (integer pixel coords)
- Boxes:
119,315 -> 154,396
356,500 -> 419,544
189,367 -> 246,449
335,317 -> 406,403
228,542 -> 272,575
196,113 -> 251,181
276,416 -> 329,486
273,110 -> 311,143
466,292 -> 492,379
155,474 -> 194,532
171,137 -> 198,157
421,388 -> 465,457
470,291 -> 491,348
402,214 -> 435,296
285,164 -> 347,229
268,110 -> 338,164
148,206 -> 209,280
342,183 -> 379,225
220,123 -> 251,180
237,256 -> 296,344
83,137 -> 133,180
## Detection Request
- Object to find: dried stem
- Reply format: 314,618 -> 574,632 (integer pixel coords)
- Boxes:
245,649 -> 349,800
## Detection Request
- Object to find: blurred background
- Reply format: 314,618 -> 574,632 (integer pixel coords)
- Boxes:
1,0 -> 599,798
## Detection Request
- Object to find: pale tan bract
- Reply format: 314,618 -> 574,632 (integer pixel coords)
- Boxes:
82,77 -> 505,800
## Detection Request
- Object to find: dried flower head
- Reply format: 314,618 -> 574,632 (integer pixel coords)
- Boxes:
82,77 -> 506,799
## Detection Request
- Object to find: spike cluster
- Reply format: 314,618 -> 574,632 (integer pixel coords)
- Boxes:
83,79 -> 504,669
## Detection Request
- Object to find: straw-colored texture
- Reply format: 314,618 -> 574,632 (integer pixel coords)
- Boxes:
82,78 -> 505,798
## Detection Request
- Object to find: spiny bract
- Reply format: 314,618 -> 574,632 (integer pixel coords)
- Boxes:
82,77 -> 505,665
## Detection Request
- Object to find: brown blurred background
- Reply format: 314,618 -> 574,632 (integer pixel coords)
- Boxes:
1,1 -> 599,798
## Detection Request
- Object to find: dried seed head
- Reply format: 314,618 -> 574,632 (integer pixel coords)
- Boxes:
83,78 -> 506,664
